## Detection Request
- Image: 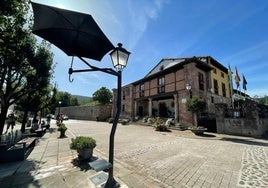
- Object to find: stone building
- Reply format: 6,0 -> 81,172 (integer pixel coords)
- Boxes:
113,56 -> 231,126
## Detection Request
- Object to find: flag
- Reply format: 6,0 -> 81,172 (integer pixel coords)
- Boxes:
242,74 -> 247,90
235,66 -> 240,88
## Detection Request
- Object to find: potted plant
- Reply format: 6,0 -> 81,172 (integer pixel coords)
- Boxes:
120,118 -> 130,125
70,136 -> 96,160
188,126 -> 207,135
185,97 -> 207,135
57,123 -> 67,138
153,117 -> 168,132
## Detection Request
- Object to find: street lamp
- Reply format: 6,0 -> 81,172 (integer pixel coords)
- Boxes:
106,43 -> 130,187
110,43 -> 130,71
30,3 -> 129,187
186,84 -> 192,98
68,43 -> 130,188
58,101 -> 62,114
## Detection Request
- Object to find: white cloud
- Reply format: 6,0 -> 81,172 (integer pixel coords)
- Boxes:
223,41 -> 268,65
124,0 -> 168,49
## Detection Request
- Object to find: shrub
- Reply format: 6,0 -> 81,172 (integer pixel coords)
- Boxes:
70,136 -> 96,151
57,123 -> 67,131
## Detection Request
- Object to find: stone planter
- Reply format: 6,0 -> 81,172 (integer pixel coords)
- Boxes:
70,136 -> 96,160
59,130 -> 66,138
78,148 -> 93,160
188,127 -> 207,135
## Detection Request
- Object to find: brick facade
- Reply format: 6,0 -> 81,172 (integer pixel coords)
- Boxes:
112,56 -> 231,126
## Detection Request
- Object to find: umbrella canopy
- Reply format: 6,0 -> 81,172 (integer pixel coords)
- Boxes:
31,2 -> 114,61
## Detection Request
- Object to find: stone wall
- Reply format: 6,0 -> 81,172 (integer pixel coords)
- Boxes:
215,103 -> 268,138
56,104 -> 112,121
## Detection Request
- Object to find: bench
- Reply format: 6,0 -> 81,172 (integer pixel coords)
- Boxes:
29,127 -> 46,137
33,128 -> 44,137
0,130 -> 37,162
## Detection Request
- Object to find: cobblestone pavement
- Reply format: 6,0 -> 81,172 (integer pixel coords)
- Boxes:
1,120 -> 268,188
238,146 -> 268,187
65,120 -> 268,188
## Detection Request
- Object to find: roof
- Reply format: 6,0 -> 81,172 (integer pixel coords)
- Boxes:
145,56 -> 228,78
132,56 -> 213,85
145,58 -> 186,77
145,56 -> 217,77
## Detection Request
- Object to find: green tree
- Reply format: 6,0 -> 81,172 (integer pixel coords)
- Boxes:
17,41 -> 54,132
56,91 -> 78,108
0,0 -> 55,134
185,97 -> 206,127
49,86 -> 58,113
70,96 -> 79,106
0,0 -> 32,134
259,95 -> 268,105
92,87 -> 112,105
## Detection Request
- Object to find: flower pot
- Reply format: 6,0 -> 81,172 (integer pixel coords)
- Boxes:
60,130 -> 66,138
188,127 -> 207,135
190,129 -> 205,135
78,148 -> 93,160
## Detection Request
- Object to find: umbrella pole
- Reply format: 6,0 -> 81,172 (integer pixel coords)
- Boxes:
105,71 -> 121,188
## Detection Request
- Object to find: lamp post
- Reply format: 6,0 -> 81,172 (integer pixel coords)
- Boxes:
68,43 -> 130,188
186,83 -> 194,126
186,84 -> 192,98
58,101 -> 62,114
105,43 -> 130,187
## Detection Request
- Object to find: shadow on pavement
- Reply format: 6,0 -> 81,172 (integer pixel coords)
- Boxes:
47,127 -> 57,134
220,137 -> 268,146
196,133 -> 216,137
71,156 -> 98,172
0,160 -> 41,187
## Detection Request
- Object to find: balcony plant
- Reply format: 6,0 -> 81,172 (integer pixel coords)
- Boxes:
70,136 -> 96,160
57,123 -> 67,138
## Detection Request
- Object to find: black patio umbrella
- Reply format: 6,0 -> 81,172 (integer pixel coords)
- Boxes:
31,2 -> 114,61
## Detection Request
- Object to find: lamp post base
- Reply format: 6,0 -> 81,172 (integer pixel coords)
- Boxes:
103,179 -> 120,188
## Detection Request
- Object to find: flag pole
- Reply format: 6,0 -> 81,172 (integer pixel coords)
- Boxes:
228,64 -> 234,108
235,66 -> 241,111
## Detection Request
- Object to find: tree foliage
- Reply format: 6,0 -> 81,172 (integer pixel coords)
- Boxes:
185,97 -> 206,127
92,87 -> 112,105
56,91 -> 79,107
185,97 -> 206,113
258,95 -> 268,105
0,0 -> 55,134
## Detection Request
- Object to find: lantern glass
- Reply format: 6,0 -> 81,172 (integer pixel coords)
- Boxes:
110,43 -> 130,71
186,84 -> 191,90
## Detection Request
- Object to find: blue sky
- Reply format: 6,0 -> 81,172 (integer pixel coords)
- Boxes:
32,0 -> 268,97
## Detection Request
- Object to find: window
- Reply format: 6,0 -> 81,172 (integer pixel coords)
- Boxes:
213,79 -> 218,95
198,72 -> 204,90
213,68 -> 217,74
211,96 -> 214,103
158,77 -> 165,93
222,83 -> 226,97
221,72 -> 224,78
140,84 -> 145,97
122,104 -> 125,112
